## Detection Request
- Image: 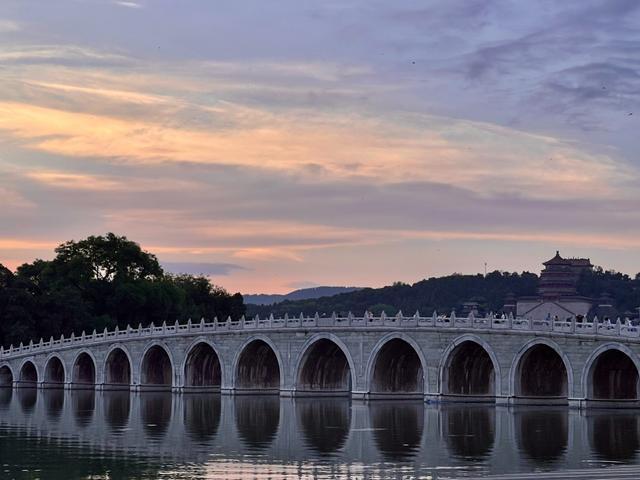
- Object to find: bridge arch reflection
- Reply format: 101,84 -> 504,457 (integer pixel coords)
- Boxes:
442,406 -> 495,460
589,413 -> 640,461
371,401 -> 424,461
515,409 -> 568,466
296,398 -> 351,456
234,395 -> 280,451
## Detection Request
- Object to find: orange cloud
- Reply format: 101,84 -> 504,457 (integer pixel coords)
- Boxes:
0,99 -> 633,202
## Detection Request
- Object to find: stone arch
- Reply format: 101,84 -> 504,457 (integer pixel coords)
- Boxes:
233,336 -> 282,392
103,345 -> 132,388
367,333 -> 426,395
510,339 -> 573,401
583,343 -> 640,401
18,359 -> 38,386
44,354 -> 66,386
72,350 -> 97,386
140,342 -> 175,390
0,364 -> 14,387
295,334 -> 355,394
440,335 -> 500,398
182,338 -> 223,391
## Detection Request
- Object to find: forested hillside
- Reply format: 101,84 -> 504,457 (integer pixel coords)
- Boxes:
0,234 -> 245,348
247,271 -> 540,317
247,268 -> 640,318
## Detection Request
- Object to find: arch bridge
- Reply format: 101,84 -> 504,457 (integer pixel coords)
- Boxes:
1,312 -> 640,408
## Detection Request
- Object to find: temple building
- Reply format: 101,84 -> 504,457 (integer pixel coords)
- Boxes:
514,251 -> 595,320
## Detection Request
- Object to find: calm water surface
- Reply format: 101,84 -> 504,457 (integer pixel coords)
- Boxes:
1,389 -> 640,479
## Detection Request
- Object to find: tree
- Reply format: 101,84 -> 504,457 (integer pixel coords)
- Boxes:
0,234 -> 246,347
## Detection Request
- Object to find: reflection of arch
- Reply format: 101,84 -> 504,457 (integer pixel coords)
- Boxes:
511,339 -> 572,402
589,413 -> 640,461
104,345 -> 132,388
71,390 -> 96,428
370,402 -> 424,460
184,394 -> 221,442
296,398 -> 351,456
0,364 -> 13,387
442,406 -> 495,460
72,350 -> 97,386
104,391 -> 131,433
583,344 -> 640,401
140,343 -> 174,390
440,335 -> 500,398
234,395 -> 280,451
295,335 -> 354,394
17,387 -> 37,413
234,337 -> 282,392
44,355 -> 66,386
367,334 -> 426,395
18,360 -> 38,386
42,389 -> 64,421
0,387 -> 12,406
183,339 -> 222,391
141,393 -> 173,441
515,409 -> 568,465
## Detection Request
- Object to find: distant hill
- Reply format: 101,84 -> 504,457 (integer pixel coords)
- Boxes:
246,272 -> 540,317
244,286 -> 362,306
245,268 -> 640,319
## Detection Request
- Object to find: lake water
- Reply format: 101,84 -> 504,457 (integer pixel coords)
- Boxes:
1,389 -> 640,479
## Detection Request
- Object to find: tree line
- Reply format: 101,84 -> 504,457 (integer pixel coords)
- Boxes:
247,268 -> 640,319
0,233 -> 245,348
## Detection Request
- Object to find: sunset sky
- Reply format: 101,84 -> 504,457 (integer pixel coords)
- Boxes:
0,1 -> 639,294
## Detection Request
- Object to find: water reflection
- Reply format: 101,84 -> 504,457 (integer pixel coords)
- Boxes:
234,395 -> 280,451
296,398 -> 351,456
0,388 -> 12,409
589,413 -> 640,461
104,391 -> 131,433
184,394 -> 221,443
370,401 -> 424,460
3,391 -> 640,479
141,393 -> 172,441
515,409 -> 568,465
442,406 -> 495,460
43,389 -> 65,422
72,390 -> 95,427
17,387 -> 37,414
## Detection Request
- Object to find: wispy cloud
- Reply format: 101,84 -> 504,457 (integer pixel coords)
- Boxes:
0,20 -> 20,33
114,1 -> 142,8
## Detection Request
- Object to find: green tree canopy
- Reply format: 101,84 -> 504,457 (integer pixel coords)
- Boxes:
0,234 -> 245,348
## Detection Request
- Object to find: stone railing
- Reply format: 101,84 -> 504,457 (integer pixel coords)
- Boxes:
0,311 -> 637,360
